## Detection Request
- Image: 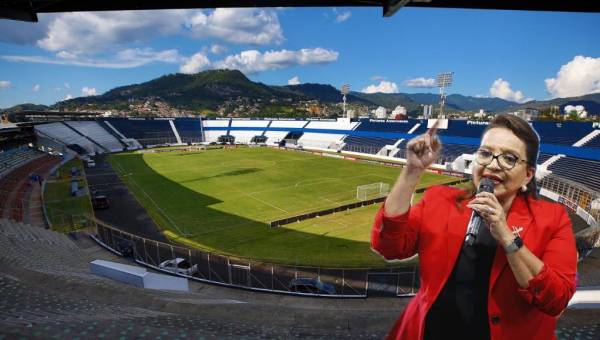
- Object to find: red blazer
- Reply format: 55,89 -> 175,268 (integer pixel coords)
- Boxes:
371,185 -> 577,340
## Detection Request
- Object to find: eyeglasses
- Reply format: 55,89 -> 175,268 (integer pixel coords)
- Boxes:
475,149 -> 526,170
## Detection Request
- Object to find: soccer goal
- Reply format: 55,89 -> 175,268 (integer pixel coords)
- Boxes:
356,182 -> 390,201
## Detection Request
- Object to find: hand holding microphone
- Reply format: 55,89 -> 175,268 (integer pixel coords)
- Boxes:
464,178 -> 495,246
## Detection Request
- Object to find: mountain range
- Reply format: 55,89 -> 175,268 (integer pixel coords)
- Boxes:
4,69 -> 600,116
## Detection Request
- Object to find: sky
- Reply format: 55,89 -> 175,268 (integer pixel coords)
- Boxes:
0,7 -> 599,108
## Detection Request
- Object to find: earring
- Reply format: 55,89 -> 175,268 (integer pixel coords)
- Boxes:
521,185 -> 527,192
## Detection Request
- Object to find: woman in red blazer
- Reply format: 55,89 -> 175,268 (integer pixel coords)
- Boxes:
371,114 -> 577,340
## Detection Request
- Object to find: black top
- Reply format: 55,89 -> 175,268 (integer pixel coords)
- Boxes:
424,225 -> 497,340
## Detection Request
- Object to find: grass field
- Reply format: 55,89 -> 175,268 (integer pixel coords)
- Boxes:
44,159 -> 94,232
108,147 -> 459,267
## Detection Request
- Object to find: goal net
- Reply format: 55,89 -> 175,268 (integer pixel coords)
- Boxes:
356,182 -> 390,201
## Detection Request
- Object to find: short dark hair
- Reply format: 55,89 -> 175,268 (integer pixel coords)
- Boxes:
455,114 -> 540,205
484,114 -> 540,198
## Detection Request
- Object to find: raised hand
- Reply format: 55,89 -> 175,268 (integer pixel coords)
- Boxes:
405,119 -> 443,172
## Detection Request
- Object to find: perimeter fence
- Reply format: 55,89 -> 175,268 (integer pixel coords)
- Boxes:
92,218 -> 420,298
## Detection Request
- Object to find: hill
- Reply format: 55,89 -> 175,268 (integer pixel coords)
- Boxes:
282,83 -> 372,104
506,93 -> 600,115
12,69 -> 598,116
57,69 -> 303,111
4,103 -> 50,113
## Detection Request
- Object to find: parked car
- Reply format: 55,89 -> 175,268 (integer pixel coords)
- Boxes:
92,194 -> 110,209
159,258 -> 198,276
288,278 -> 336,295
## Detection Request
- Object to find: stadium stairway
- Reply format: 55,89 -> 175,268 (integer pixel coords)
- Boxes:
537,154 -> 564,179
169,120 -> 183,144
575,129 -> 600,147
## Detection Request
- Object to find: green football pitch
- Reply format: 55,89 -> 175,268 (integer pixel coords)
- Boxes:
108,147 -> 459,267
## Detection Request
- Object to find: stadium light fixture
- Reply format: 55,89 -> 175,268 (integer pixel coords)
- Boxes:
436,72 -> 453,118
341,84 -> 350,118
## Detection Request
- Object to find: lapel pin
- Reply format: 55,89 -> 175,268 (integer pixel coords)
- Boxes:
511,226 -> 524,237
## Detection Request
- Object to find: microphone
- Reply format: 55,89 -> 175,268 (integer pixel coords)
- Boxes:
464,178 -> 495,246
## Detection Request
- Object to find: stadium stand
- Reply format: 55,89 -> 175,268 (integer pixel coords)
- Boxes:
173,118 -> 204,144
296,120 -> 358,149
0,220 -> 397,339
547,157 -> 600,192
439,120 -> 488,138
202,119 -> 230,143
583,131 -> 600,148
0,147 -> 40,177
340,120 -> 410,155
354,119 -> 417,133
342,136 -> 397,155
35,122 -> 99,154
437,143 -> 479,163
229,120 -> 270,144
0,154 -> 60,221
101,118 -> 177,147
65,121 -> 123,152
264,120 -> 306,145
537,153 -> 554,165
1,211 -> 598,339
532,121 -> 595,146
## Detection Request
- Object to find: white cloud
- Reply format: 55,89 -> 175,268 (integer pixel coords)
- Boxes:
116,48 -> 182,64
3,48 -> 183,69
210,44 -> 227,54
37,11 -> 188,53
545,56 -> 600,98
57,51 -> 78,59
188,8 -> 284,45
361,80 -> 399,94
288,76 -> 300,85
0,81 -> 11,89
403,77 -> 436,88
5,9 -> 284,53
213,48 -> 338,74
64,82 -> 70,89
64,94 -> 73,100
32,84 -> 40,92
179,52 -> 211,74
489,78 -> 531,103
371,75 -> 385,81
335,11 -> 352,23
81,87 -> 97,96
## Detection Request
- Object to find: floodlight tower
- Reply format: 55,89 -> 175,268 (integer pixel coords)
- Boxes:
436,72 -> 453,118
341,84 -> 350,117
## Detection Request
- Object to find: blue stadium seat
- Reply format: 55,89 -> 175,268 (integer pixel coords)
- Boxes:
174,118 -> 203,143
532,121 -> 595,146
101,119 -> 176,146
548,157 -> 600,192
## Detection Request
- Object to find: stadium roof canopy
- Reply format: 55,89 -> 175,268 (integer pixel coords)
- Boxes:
1,0 -> 599,22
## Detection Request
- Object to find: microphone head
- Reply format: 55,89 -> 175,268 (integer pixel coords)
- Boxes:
478,177 -> 495,193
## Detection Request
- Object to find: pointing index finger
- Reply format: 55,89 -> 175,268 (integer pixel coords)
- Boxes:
427,118 -> 441,137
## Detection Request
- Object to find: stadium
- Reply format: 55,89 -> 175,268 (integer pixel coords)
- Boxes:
1,1 -> 600,339
1,113 -> 599,336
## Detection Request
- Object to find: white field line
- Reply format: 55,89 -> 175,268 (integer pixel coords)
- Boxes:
249,173 -> 375,196
111,159 -> 189,236
293,177 -> 337,188
245,193 -> 289,213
